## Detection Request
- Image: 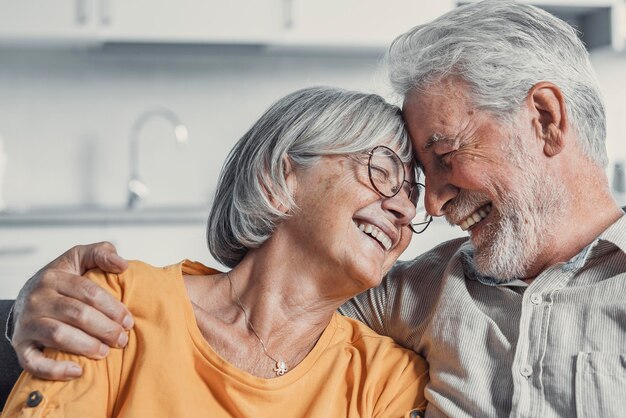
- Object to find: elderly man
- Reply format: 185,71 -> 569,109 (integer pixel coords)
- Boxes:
5,0 -> 626,416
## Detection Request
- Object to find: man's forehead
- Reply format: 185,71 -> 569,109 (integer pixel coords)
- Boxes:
403,93 -> 475,152
402,77 -> 474,116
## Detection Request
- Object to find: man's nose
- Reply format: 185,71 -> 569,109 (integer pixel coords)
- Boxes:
424,174 -> 458,217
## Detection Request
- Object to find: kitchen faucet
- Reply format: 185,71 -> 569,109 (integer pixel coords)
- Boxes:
127,106 -> 189,209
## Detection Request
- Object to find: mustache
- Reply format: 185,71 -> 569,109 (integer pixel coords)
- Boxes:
444,190 -> 492,225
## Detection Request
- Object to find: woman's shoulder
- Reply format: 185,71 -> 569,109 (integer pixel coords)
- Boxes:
84,260 -> 188,304
333,313 -> 426,366
331,314 -> 429,413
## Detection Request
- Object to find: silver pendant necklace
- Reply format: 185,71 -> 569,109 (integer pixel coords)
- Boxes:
226,271 -> 289,376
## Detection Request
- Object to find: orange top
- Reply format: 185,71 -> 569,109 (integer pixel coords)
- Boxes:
2,260 -> 428,418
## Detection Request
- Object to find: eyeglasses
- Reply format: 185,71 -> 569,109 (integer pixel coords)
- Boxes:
365,145 -> 433,234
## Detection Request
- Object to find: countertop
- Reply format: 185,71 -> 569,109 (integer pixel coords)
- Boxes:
0,205 -> 470,263
0,205 -> 210,227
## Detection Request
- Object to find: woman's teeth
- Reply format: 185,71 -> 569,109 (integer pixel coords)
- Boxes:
356,222 -> 392,250
459,204 -> 492,231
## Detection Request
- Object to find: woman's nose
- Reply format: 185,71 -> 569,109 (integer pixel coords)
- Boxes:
382,188 -> 416,226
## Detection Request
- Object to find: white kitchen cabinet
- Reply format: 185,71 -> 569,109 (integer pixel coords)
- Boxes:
0,207 -> 220,299
103,225 -> 219,269
100,0 -> 285,44
281,0 -> 456,48
0,0 -> 285,45
460,0 -> 624,49
0,226 -> 107,299
0,0 -> 99,43
0,0 -> 453,49
87,0 -> 456,47
0,224 -> 220,299
0,0 -> 621,50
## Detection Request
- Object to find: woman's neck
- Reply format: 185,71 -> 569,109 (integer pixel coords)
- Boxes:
186,241 -> 350,378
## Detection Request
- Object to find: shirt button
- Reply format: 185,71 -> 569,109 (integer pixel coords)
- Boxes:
26,390 -> 43,407
520,365 -> 533,377
530,293 -> 542,305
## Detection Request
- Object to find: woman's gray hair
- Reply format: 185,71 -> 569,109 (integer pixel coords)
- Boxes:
208,86 -> 411,267
387,0 -> 607,167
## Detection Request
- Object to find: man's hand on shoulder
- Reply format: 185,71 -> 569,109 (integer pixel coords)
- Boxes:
11,242 -> 134,381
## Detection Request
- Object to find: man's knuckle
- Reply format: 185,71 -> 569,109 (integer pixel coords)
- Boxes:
20,355 -> 33,371
99,241 -> 115,251
48,323 -> 66,345
80,281 -> 100,302
65,300 -> 88,324
101,325 -> 122,341
70,244 -> 84,254
37,269 -> 60,290
94,242 -> 116,265
21,318 -> 43,340
23,291 -> 40,310
20,350 -> 39,372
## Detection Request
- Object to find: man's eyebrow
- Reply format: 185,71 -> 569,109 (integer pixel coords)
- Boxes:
424,133 -> 452,150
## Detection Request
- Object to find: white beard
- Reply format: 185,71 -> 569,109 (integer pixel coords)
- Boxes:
448,139 -> 567,282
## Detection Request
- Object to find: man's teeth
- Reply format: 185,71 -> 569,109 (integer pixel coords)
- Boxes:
357,222 -> 392,250
459,204 -> 492,231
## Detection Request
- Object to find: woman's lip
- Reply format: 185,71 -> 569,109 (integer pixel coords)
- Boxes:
353,217 -> 399,249
364,232 -> 387,251
354,221 -> 392,251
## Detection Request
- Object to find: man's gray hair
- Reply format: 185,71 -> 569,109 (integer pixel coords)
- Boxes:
207,86 -> 411,267
387,0 -> 607,167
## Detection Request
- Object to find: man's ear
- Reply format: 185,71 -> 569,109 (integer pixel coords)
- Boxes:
528,82 -> 568,157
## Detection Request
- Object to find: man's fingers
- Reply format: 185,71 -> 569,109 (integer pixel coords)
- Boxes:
55,274 -> 134,332
48,295 -> 130,348
16,317 -> 112,360
17,343 -> 83,381
71,242 -> 128,275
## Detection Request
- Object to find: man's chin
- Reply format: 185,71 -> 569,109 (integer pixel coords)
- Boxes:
473,245 -> 525,283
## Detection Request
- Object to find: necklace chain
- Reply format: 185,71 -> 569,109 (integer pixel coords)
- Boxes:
226,271 -> 288,376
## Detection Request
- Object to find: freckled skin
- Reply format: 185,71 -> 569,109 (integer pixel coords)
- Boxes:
278,154 -> 414,298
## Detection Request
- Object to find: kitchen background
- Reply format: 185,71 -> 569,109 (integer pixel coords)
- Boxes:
1,0 -> 625,298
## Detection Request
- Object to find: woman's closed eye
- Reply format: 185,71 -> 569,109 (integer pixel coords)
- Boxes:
370,165 -> 390,182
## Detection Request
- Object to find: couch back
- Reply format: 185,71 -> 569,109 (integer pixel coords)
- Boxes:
0,300 -> 21,411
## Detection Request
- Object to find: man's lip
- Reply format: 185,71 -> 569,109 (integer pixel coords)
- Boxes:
453,203 -> 493,231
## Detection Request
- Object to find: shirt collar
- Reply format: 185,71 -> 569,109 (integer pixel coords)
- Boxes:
586,209 -> 626,259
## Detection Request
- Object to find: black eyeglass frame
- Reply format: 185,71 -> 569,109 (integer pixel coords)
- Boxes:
365,145 -> 433,234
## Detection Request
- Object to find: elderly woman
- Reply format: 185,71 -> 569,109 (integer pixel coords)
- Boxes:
2,87 -> 430,417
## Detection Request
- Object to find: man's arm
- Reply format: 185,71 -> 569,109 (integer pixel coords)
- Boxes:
9,242 -> 133,380
339,276 -> 390,336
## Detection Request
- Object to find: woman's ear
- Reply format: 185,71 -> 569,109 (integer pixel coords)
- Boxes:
282,154 -> 297,199
265,154 -> 297,214
528,82 -> 568,157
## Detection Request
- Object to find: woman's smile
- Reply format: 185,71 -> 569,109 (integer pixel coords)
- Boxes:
355,220 -> 393,251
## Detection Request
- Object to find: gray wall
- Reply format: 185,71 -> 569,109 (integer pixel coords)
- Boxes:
0,47 -> 391,210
